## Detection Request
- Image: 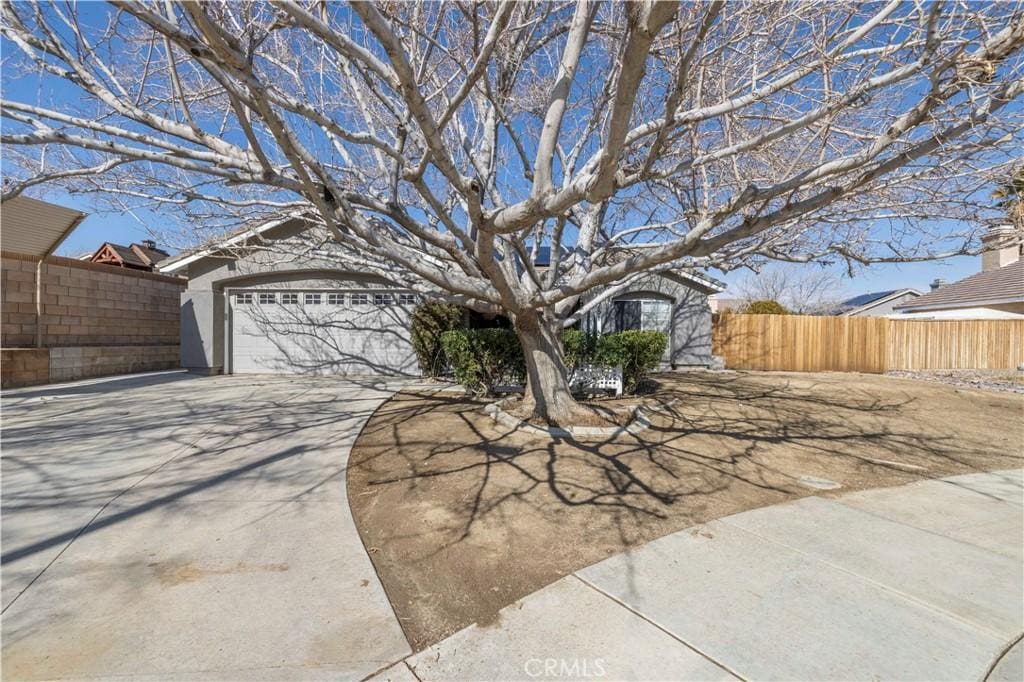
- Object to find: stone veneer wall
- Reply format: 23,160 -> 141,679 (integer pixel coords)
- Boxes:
1,251 -> 185,388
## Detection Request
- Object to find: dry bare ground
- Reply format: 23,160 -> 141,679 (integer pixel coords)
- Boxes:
347,371 -> 1024,650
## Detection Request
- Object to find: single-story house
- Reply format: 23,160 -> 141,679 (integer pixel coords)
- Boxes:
894,226 -> 1024,319
90,239 -> 170,272
159,217 -> 724,376
833,289 -> 922,317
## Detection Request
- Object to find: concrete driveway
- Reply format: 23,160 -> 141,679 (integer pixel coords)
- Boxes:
1,373 -> 411,681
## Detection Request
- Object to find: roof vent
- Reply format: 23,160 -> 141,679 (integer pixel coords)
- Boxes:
929,278 -> 947,291
141,239 -> 157,249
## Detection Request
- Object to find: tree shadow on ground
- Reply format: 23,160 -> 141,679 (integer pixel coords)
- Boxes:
347,371 -> 1023,649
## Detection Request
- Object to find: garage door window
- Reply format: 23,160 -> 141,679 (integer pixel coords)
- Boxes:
398,293 -> 416,305
236,292 -> 253,304
281,293 -> 299,305
373,293 -> 393,306
327,293 -> 345,305
258,292 -> 276,305
304,293 -> 321,305
351,293 -> 368,305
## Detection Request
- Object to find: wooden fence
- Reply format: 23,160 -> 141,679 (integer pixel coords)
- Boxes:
712,314 -> 1024,373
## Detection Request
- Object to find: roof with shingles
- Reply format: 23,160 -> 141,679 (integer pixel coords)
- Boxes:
106,243 -> 149,267
130,243 -> 169,266
894,259 -> 1024,311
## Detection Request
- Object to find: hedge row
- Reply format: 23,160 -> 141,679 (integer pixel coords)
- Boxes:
438,327 -> 667,396
410,302 -> 465,378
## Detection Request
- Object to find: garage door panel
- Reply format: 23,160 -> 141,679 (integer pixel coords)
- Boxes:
231,291 -> 418,375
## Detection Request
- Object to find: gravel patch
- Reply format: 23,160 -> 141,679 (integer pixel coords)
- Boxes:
886,369 -> 1024,394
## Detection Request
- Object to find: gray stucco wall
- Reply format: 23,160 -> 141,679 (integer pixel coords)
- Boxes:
179,221 -> 411,373
582,273 -> 715,367
177,219 -> 717,372
180,289 -> 223,373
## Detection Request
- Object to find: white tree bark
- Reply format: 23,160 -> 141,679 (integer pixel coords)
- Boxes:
2,0 -> 1023,423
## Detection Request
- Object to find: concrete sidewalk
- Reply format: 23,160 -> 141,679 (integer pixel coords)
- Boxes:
394,469 -> 1023,682
2,373 -> 411,681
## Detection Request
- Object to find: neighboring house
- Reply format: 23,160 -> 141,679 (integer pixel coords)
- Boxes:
833,289 -> 922,317
159,217 -> 724,376
708,294 -> 744,314
894,226 -> 1024,319
90,240 -> 169,271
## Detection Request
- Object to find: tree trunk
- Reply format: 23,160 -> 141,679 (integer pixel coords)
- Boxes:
513,308 -> 581,425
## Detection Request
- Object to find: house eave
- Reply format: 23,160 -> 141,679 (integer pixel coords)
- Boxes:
660,269 -> 726,293
895,295 -> 1024,312
158,215 -> 301,273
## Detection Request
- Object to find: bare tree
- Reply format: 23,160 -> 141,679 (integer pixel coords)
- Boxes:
734,267 -> 845,315
993,166 -> 1024,229
2,1 -> 1023,423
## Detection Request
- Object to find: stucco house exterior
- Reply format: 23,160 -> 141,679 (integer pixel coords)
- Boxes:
579,271 -> 723,368
159,217 -> 724,376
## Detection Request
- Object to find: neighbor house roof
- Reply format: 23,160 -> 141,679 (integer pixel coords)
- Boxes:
834,289 -> 921,316
104,243 -> 149,268
0,195 -> 86,258
131,242 -> 169,266
894,260 -> 1024,312
90,241 -> 170,270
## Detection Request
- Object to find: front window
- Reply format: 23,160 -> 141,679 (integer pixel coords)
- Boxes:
614,298 -> 671,333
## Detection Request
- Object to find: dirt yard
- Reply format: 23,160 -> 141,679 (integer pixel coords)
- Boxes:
347,371 -> 1024,651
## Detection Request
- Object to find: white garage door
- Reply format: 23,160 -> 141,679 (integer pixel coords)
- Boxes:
230,289 -> 418,375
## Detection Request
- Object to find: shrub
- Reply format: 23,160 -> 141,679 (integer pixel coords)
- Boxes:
596,330 -> 668,393
441,328 -> 525,395
410,303 -> 465,377
561,329 -> 599,371
743,299 -> 789,315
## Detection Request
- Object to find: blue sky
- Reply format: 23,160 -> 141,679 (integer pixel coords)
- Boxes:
42,189 -> 985,298
1,2 -> 1000,299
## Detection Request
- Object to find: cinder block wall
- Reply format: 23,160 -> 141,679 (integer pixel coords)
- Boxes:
48,345 -> 180,383
1,251 -> 185,388
1,251 -> 184,347
1,349 -> 50,388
